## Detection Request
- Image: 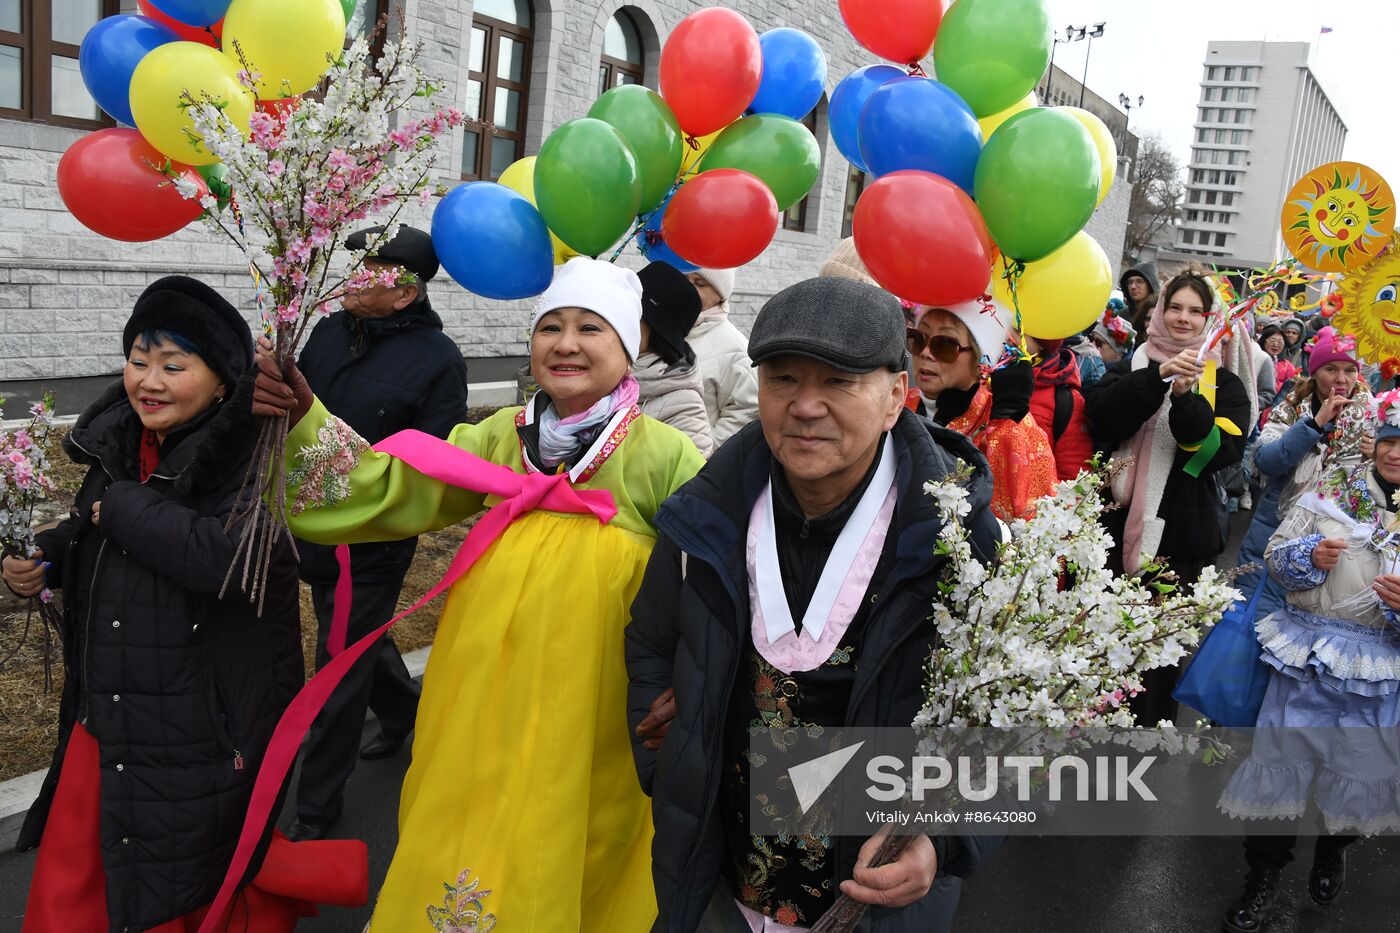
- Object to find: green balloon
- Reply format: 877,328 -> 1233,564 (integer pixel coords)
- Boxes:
933,0 -> 1052,118
196,162 -> 231,212
974,108 -> 1100,262
339,0 -> 358,27
587,86 -> 683,216
697,114 -> 821,212
535,118 -> 642,257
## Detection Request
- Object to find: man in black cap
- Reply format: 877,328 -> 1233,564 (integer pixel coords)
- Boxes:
286,225 -> 468,841
626,276 -> 1003,931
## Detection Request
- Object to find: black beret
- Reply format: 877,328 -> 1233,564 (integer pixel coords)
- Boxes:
123,276 -> 253,387
346,225 -> 439,283
749,277 -> 907,373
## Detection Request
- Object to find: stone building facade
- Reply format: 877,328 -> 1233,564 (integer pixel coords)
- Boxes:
0,0 -> 1132,386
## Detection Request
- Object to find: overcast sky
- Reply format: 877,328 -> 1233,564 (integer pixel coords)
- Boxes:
1043,0 -> 1399,185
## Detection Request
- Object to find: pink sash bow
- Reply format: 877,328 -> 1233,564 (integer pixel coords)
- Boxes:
198,429 -> 617,933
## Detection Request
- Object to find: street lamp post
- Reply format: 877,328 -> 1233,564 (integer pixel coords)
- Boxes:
1118,92 -> 1144,150
1078,23 -> 1106,108
1044,26 -> 1077,103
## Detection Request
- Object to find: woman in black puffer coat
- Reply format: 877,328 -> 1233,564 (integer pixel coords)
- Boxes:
6,277 -> 308,933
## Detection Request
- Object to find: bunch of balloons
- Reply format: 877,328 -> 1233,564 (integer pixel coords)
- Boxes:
59,0 -> 351,242
836,0 -> 1118,340
432,8 -> 826,301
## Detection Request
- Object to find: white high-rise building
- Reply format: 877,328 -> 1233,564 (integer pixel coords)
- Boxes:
1177,41 -> 1347,269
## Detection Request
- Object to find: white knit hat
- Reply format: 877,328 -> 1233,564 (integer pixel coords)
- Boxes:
531,257 -> 644,360
696,267 -> 736,302
916,298 -> 1013,367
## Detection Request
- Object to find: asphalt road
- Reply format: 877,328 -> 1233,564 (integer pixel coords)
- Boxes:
4,512 -> 1399,931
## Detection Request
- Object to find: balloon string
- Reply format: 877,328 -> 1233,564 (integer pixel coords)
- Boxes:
610,175 -> 686,264
1002,258 -> 1032,365
229,190 -> 275,339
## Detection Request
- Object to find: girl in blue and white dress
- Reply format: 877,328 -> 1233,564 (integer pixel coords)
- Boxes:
1217,389 -> 1400,933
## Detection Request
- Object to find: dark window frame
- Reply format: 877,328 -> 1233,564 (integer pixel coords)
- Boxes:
840,166 -> 867,239
2,0 -> 120,128
782,106 -> 820,233
462,9 -> 532,182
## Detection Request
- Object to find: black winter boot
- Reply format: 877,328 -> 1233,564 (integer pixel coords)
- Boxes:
1309,845 -> 1346,906
1222,868 -> 1281,933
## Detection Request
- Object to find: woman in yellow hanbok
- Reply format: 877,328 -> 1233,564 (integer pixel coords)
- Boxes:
255,257 -> 704,931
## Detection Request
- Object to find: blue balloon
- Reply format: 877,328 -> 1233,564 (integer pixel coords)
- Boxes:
635,192 -> 698,273
858,76 -> 983,194
829,64 -> 904,173
145,0 -> 231,28
748,28 -> 827,121
433,183 -> 555,301
79,16 -> 180,127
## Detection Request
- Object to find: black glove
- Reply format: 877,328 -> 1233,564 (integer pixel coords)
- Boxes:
988,359 -> 1034,422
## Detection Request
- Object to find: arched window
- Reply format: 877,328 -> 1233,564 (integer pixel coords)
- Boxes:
464,0 -> 532,181
598,9 -> 642,96
2,0 -> 120,127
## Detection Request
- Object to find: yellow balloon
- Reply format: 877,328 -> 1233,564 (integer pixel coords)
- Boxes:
129,41 -> 254,166
223,0 -> 346,98
993,231 -> 1112,340
498,156 -> 580,266
1061,107 -> 1118,207
978,92 -> 1037,142
678,125 -> 728,178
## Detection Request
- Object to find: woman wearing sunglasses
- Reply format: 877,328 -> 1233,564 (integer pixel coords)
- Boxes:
908,300 -> 1056,522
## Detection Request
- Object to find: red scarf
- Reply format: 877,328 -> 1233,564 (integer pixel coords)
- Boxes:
138,430 -> 161,483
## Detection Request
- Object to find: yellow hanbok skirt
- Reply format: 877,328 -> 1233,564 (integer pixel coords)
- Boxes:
369,510 -> 658,932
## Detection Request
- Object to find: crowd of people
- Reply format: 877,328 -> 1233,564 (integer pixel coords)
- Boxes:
5,227 -> 1399,933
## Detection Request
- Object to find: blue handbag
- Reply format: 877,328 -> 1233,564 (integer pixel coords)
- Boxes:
1172,577 -> 1272,727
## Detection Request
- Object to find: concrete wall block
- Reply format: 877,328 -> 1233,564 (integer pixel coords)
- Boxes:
31,334 -> 74,357
6,308 -> 53,332
29,285 -> 81,309
58,268 -> 105,285
0,335 -> 31,357
103,270 -> 153,286
8,268 -> 59,285
0,284 -> 30,308
55,308 -> 102,333
0,356 -> 47,380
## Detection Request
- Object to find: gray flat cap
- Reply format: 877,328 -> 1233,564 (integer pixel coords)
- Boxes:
749,277 -> 906,373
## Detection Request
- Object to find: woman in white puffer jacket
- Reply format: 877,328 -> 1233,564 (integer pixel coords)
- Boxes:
686,266 -> 759,448
637,262 -> 713,457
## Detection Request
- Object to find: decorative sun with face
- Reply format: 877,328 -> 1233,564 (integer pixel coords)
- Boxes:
1282,162 -> 1395,272
1332,235 -> 1400,362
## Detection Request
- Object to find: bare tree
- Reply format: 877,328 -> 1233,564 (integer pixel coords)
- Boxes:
1124,133 -> 1185,263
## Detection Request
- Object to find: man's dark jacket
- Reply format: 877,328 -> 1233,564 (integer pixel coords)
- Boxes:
297,296 -> 468,584
18,381 -> 302,932
626,410 -> 1004,933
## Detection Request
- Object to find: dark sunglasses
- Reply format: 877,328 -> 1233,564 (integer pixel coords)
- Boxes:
906,329 -> 973,363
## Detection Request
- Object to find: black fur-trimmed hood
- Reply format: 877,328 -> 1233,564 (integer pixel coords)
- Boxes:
64,373 -> 261,496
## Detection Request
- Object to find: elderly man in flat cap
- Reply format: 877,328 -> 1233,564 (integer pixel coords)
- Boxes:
286,225 -> 468,841
626,277 -> 1003,932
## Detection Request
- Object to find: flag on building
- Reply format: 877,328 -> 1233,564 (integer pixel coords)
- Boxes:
1320,26 -> 1334,34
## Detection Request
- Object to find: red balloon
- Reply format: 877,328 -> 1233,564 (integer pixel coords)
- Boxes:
58,128 -> 208,242
852,170 -> 994,306
662,169 -> 778,268
256,96 -> 301,118
660,9 -> 763,138
136,0 -> 223,47
839,0 -> 945,65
